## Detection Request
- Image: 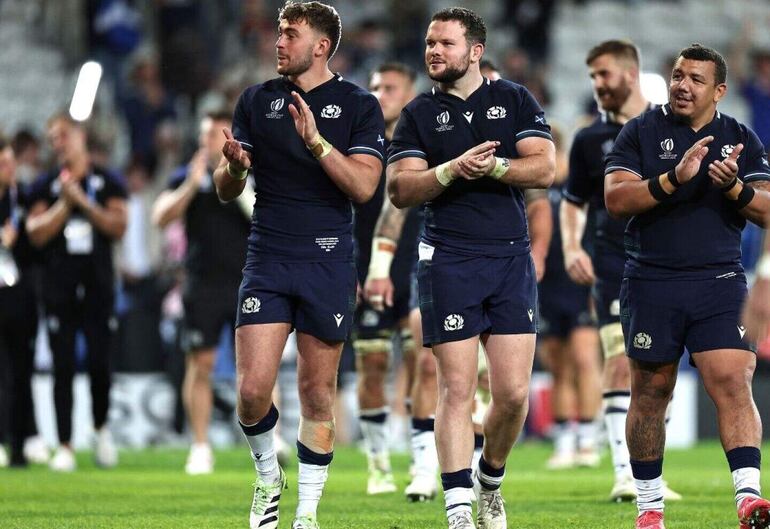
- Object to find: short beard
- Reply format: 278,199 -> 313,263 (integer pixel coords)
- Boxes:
598,81 -> 632,114
428,55 -> 470,83
277,51 -> 313,77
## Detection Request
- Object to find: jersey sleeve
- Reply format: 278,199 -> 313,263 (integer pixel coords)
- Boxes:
26,173 -> 53,206
232,88 -> 255,155
167,167 -> 187,191
387,109 -> 426,164
347,93 -> 386,161
605,119 -> 642,178
740,125 -> 770,184
104,172 -> 128,200
514,88 -> 553,143
563,132 -> 592,205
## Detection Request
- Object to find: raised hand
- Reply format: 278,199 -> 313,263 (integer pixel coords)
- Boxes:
221,128 -> 252,172
287,91 -> 319,145
450,141 -> 499,180
709,143 -> 743,188
674,135 -> 713,185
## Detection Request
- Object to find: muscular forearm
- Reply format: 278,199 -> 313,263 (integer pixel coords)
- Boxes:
152,181 -> 197,227
605,171 -> 673,218
527,198 -> 551,261
560,200 -> 588,253
729,181 -> 770,228
497,151 -> 556,189
26,199 -> 71,247
318,149 -> 380,204
81,200 -> 126,240
213,158 -> 248,202
387,166 -> 446,209
374,199 -> 408,242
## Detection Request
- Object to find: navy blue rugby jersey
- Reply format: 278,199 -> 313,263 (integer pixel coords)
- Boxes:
605,104 -> 770,280
563,112 -> 630,281
232,73 -> 386,262
388,77 -> 552,257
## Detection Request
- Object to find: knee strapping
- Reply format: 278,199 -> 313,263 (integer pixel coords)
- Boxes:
298,416 -> 335,454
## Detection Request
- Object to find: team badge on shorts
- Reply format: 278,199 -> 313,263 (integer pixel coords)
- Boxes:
443,314 -> 464,331
633,332 -> 652,349
242,297 -> 261,314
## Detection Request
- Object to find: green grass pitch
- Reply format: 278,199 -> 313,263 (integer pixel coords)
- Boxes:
0,442 -> 761,528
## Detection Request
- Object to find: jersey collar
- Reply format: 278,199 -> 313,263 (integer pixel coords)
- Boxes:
282,72 -> 343,95
431,76 -> 490,105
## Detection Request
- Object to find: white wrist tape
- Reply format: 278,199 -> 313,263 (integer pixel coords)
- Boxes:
758,253 -> 770,280
227,162 -> 248,180
435,161 -> 455,187
367,237 -> 396,279
490,157 -> 509,179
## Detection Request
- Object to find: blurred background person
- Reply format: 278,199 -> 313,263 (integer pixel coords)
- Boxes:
26,113 -> 127,472
152,110 -> 251,475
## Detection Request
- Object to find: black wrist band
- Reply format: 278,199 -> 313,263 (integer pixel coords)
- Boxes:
734,184 -> 755,209
722,177 -> 738,193
667,168 -> 682,188
648,175 -> 671,202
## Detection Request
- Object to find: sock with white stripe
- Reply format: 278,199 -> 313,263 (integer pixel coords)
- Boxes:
442,469 -> 474,520
727,446 -> 762,507
477,455 -> 505,491
412,417 -> 439,477
360,407 -> 390,470
631,458 -> 664,514
603,390 -> 631,479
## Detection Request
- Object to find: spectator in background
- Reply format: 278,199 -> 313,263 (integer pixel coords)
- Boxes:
503,0 -> 557,63
115,159 -> 165,372
26,113 -> 127,472
11,130 -> 42,186
120,51 -> 177,167
730,21 -> 770,150
501,48 -> 552,107
152,111 -> 252,475
0,135 -> 46,467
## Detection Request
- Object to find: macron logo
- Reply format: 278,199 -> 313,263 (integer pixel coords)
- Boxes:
334,313 -> 344,328
738,325 -> 747,339
527,309 -> 534,322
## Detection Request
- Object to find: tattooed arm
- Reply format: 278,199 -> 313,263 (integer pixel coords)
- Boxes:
363,198 -> 410,311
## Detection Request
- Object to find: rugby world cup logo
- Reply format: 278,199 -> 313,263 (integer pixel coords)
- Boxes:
659,138 -> 677,160
435,110 -> 454,132
266,98 -> 285,119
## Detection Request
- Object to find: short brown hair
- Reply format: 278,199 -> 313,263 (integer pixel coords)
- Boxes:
279,1 -> 342,60
586,40 -> 640,67
431,7 -> 486,46
372,62 -> 417,84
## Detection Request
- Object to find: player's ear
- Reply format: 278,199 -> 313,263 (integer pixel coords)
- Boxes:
713,82 -> 727,104
471,42 -> 484,63
316,35 -> 331,60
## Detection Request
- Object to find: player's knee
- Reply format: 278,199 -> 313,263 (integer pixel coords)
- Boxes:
237,381 -> 271,415
493,382 -> 529,414
298,379 -> 335,418
417,350 -> 437,380
605,355 -> 630,388
705,367 -> 753,400
440,374 -> 476,406
189,353 -> 215,379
